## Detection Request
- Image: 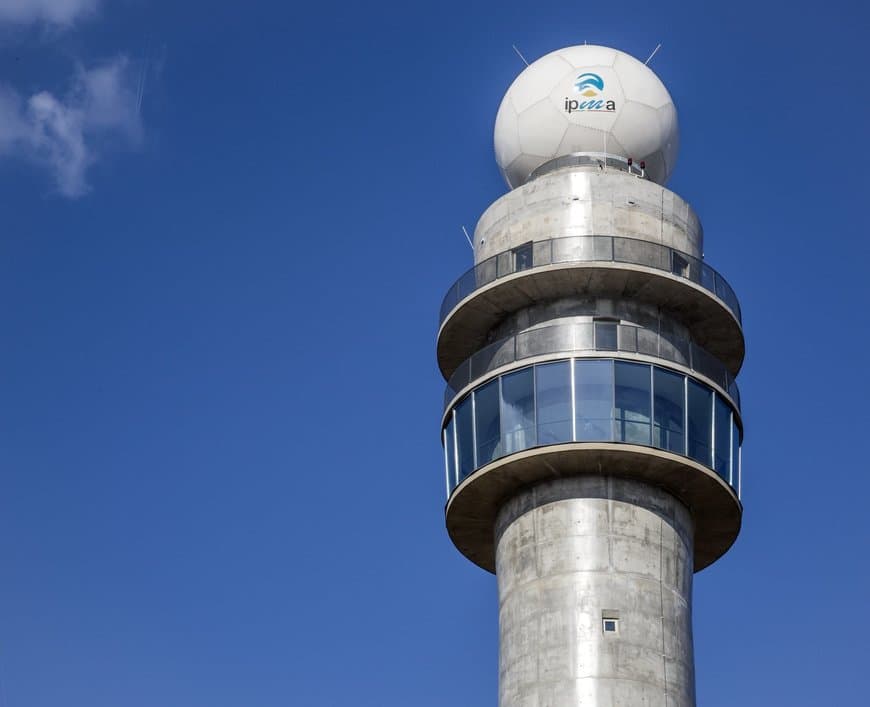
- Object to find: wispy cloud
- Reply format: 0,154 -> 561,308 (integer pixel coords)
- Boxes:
0,0 -> 98,26
0,56 -> 141,197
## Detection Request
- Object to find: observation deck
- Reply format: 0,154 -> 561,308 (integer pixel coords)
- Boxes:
436,237 -> 745,574
437,234 -> 744,379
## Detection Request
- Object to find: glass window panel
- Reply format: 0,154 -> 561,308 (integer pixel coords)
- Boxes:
445,416 -> 457,492
501,367 -> 536,456
474,379 -> 500,467
731,419 -> 740,488
513,242 -> 533,272
595,321 -> 618,351
615,362 -> 652,445
535,361 -> 572,445
455,396 -> 475,481
672,251 -> 690,277
687,380 -> 712,467
575,359 -> 614,441
714,396 -> 731,480
653,368 -> 685,454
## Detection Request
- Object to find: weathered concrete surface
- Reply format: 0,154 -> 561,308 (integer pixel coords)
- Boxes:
446,443 -> 741,574
437,262 -> 745,379
495,476 -> 695,707
475,169 -> 703,263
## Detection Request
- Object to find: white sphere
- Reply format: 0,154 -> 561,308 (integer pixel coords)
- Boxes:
494,45 -> 679,187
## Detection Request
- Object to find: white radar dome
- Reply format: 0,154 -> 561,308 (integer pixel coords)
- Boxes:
494,45 -> 679,188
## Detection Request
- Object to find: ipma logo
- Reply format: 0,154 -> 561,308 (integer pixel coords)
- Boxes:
565,71 -> 616,114
574,73 -> 605,97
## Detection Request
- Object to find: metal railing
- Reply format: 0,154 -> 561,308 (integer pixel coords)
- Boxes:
444,321 -> 741,412
528,152 -> 645,181
439,235 -> 742,326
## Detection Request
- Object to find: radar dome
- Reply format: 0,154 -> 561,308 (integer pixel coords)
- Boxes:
494,45 -> 679,188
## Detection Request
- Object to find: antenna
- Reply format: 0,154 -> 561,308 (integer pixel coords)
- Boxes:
512,44 -> 530,67
461,226 -> 474,250
136,39 -> 151,115
644,43 -> 662,65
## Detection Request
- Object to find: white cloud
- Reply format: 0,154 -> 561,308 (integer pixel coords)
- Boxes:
0,0 -> 98,25
0,56 -> 141,197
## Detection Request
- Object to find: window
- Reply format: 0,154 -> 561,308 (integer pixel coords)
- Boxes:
575,360 -> 614,441
594,320 -> 618,351
442,359 -> 740,488
615,362 -> 652,445
474,379 -> 501,467
535,361 -> 572,445
602,610 -> 620,634
730,418 -> 740,488
653,368 -> 685,454
445,415 -> 457,491
713,395 -> 731,480
687,380 -> 712,466
671,251 -> 690,277
455,396 -> 475,481
501,367 -> 536,455
513,242 -> 533,272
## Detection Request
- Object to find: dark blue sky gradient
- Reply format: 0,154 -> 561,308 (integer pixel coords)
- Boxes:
0,1 -> 867,705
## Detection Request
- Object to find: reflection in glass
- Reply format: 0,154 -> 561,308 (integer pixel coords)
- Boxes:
474,379 -> 500,467
501,367 -> 536,456
654,368 -> 685,454
714,395 -> 731,479
731,418 -> 740,488
455,396 -> 475,481
615,361 -> 652,445
445,415 -> 457,490
513,242 -> 533,271
687,380 -> 712,466
595,321 -> 617,351
443,358 -> 741,495
575,360 -> 614,441
536,361 -> 572,444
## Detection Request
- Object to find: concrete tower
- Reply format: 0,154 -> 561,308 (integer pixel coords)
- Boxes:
436,46 -> 744,707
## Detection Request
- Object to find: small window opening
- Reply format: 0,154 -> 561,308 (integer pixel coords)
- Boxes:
602,610 -> 620,634
513,242 -> 533,272
671,252 -> 690,278
594,320 -> 618,351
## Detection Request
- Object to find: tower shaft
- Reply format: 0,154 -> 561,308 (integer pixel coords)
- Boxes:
497,477 -> 694,707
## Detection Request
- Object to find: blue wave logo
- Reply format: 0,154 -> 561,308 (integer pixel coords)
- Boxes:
574,72 -> 604,96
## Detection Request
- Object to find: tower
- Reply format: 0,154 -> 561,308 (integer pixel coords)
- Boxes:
436,46 -> 743,707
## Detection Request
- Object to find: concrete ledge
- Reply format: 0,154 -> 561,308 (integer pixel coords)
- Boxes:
436,263 -> 745,380
444,443 -> 742,574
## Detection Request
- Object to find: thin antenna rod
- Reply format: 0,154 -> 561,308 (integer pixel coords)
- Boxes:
645,43 -> 662,65
461,226 -> 474,250
512,44 -> 530,67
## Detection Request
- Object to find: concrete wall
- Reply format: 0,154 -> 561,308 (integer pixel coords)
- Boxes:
489,296 -> 692,342
475,168 -> 702,263
495,476 -> 695,707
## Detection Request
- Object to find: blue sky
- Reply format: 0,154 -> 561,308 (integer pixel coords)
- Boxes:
0,0 -> 867,705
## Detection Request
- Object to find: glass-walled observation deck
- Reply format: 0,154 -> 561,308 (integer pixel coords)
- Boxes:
443,358 -> 741,498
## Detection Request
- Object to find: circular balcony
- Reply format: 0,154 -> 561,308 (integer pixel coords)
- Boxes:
440,357 -> 743,574
437,235 -> 744,379
445,443 -> 741,574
